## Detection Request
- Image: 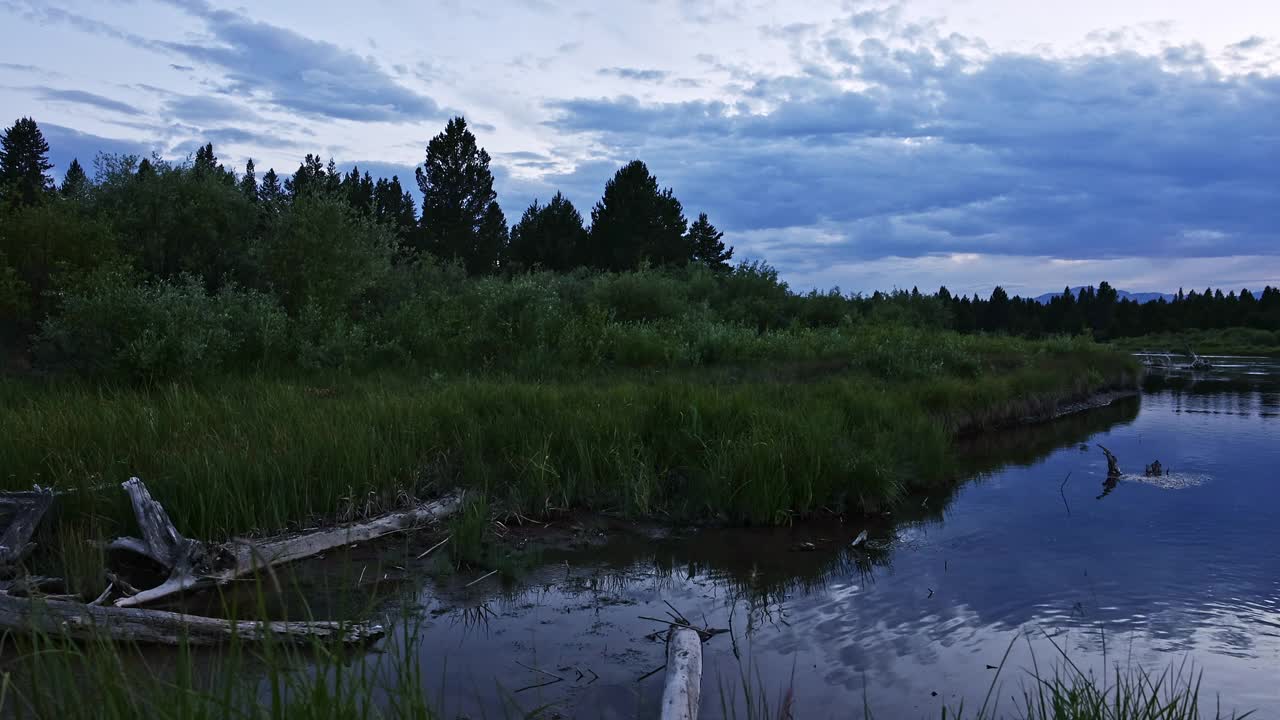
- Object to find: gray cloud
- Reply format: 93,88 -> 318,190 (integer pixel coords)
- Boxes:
154,0 -> 440,122
20,0 -> 440,123
163,94 -> 257,124
33,87 -> 143,115
170,126 -> 296,155
169,63 -> 194,72
597,67 -> 670,82
40,123 -> 158,178
543,44 -> 1280,264
0,62 -> 43,73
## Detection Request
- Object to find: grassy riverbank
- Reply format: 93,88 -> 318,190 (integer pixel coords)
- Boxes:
1,328 -> 1137,540
1110,328 -> 1280,357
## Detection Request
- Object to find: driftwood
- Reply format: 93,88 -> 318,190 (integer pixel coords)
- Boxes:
1097,445 -> 1121,478
112,479 -> 463,607
660,627 -> 703,720
1096,445 -> 1122,500
0,592 -> 381,645
0,488 -> 54,568
0,477 -> 447,646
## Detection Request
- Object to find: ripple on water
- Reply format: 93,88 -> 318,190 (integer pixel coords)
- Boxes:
1122,471 -> 1211,489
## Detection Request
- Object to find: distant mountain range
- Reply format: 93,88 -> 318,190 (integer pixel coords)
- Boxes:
1032,287 -> 1175,305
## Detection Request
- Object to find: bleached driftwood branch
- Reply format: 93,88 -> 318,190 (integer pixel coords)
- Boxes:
112,479 -> 463,607
660,627 -> 703,720
0,592 -> 381,645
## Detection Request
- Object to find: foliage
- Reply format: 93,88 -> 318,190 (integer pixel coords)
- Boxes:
0,196 -> 118,322
35,264 -> 288,379
0,117 -> 54,207
250,192 -> 397,315
588,160 -> 689,270
688,211 -> 734,271
508,192 -> 588,271
59,158 -> 90,202
415,116 -> 499,274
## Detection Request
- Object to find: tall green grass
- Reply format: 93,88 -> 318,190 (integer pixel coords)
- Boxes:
1111,328 -> 1280,357
2,333 -> 1137,540
0,334 -> 1136,539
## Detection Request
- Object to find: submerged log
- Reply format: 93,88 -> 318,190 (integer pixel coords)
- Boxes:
0,592 -> 381,645
0,488 -> 54,568
112,479 -> 463,608
660,627 -> 703,720
1097,445 -> 1121,478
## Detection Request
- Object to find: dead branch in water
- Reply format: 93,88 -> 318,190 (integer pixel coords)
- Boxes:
0,592 -> 381,645
1097,445 -> 1121,478
1096,445 -> 1122,500
111,479 -> 463,607
660,627 -> 703,720
0,477 -> 459,645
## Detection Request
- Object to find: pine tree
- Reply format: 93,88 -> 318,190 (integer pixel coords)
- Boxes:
325,158 -> 341,194
686,212 -> 733,271
0,117 -> 54,206
60,158 -> 90,201
193,142 -> 218,174
137,157 -> 155,179
341,167 -> 375,216
588,160 -> 688,270
508,192 -> 588,271
259,168 -> 284,214
286,154 -> 327,197
415,116 -> 500,272
239,158 -> 258,202
373,176 -> 418,250
474,201 -> 509,274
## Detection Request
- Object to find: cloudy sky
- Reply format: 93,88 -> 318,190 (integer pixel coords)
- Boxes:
2,0 -> 1278,296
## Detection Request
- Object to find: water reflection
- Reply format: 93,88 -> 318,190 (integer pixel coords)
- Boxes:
176,359 -> 1280,718
397,360 -> 1278,718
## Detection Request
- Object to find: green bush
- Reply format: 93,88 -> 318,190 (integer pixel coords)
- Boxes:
36,265 -> 288,378
251,193 -> 397,315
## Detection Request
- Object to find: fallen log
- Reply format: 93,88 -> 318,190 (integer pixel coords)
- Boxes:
112,479 -> 463,608
660,627 -> 703,720
0,592 -> 381,645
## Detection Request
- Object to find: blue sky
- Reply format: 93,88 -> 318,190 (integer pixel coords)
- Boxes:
1,0 -> 1277,296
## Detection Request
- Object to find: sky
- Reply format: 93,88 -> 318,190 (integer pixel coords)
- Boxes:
1,0 -> 1278,297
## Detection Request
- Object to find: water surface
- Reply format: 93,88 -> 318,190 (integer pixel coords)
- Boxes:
255,357 -> 1280,717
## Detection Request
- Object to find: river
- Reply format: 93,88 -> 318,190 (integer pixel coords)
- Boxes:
233,356 -> 1280,718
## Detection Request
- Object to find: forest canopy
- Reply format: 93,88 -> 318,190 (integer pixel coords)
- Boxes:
2,115 -> 1277,378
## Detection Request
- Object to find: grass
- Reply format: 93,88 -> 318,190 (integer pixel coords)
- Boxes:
716,638 -> 1253,720
0,330 -> 1137,542
1111,328 -> 1280,357
0,614 -> 1251,720
0,622 -> 443,720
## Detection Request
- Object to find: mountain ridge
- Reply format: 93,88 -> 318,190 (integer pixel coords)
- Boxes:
1033,287 -> 1175,305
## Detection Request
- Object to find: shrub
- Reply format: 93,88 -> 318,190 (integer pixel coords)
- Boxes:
251,193 -> 396,315
36,265 -> 288,378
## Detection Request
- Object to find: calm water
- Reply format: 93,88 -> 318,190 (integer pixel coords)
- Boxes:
251,357 -> 1280,717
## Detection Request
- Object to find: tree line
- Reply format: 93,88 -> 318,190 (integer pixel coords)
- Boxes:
1,116 -> 732,329
2,113 -> 1277,374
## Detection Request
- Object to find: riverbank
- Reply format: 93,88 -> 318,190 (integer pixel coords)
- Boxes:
1110,328 -> 1280,357
0,333 -> 1138,541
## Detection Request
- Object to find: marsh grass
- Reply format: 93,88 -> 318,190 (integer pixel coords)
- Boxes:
0,332 -> 1137,543
0,622 -> 442,720
1111,328 -> 1280,358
